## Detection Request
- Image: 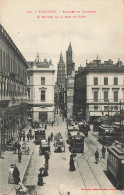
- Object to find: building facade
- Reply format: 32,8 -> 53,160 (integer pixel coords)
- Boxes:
0,24 -> 28,154
27,55 -> 55,124
73,57 -> 124,122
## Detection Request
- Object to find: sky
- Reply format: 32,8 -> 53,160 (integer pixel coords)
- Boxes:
0,0 -> 124,80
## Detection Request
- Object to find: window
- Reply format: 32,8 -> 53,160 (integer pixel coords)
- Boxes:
104,77 -> 108,85
94,77 -> 98,85
104,91 -> 108,102
104,106 -> 108,111
114,77 -> 118,85
27,88 -> 30,100
114,91 -> 118,102
41,90 -> 45,102
41,77 -> 45,85
94,91 -> 98,102
114,106 -> 118,111
28,77 -> 30,85
94,106 -> 98,111
0,49 -> 2,67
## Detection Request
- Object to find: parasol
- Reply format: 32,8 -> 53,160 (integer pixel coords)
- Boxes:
70,154 -> 77,158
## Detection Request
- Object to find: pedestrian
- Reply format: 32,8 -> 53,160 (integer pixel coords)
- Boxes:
51,121 -> 54,127
62,117 -> 64,122
43,164 -> 48,176
23,132 -> 25,141
48,136 -> 51,145
13,142 -> 18,154
29,133 -> 32,140
50,132 -> 53,142
29,128 -> 32,135
18,150 -> 22,163
44,151 -> 50,167
19,132 -> 22,141
17,142 -> 21,152
13,164 -> 20,184
38,168 -> 43,186
27,133 -> 29,142
69,155 -> 76,171
8,164 -> 15,184
95,149 -> 99,164
102,145 -> 106,159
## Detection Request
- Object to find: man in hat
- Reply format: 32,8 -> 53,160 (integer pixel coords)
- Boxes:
95,149 -> 99,164
38,168 -> 43,186
18,150 -> 22,163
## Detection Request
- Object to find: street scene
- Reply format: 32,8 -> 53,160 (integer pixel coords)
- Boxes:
0,0 -> 124,195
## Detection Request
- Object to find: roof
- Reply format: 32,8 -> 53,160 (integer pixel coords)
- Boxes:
76,64 -> 124,76
108,144 -> 124,160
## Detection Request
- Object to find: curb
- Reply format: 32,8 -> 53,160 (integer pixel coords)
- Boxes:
21,143 -> 35,184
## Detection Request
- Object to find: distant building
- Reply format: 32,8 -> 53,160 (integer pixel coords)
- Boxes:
0,24 -> 28,154
65,43 -> 75,118
57,52 -> 66,89
73,56 -> 124,122
27,54 -> 55,124
66,43 -> 75,77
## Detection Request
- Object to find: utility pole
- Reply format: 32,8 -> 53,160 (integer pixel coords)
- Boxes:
120,100 -> 124,149
108,100 -> 109,125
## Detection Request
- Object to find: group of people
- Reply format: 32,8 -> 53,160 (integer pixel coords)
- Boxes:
26,128 -> 32,142
69,145 -> 106,171
8,164 -> 20,184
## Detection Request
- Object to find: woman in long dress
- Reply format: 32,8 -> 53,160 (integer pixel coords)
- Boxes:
69,155 -> 76,171
8,164 -> 15,184
13,164 -> 20,184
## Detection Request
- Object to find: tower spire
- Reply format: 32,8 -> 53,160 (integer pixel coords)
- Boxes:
68,42 -> 72,52
59,52 -> 64,63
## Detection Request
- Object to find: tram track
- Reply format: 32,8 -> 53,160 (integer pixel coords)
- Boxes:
76,152 -> 106,195
74,134 -> 110,195
85,137 -> 107,170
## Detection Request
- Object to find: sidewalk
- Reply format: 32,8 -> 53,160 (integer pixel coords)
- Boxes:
0,124 -> 35,195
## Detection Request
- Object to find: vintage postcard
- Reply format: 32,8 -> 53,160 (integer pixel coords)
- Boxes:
0,0 -> 124,195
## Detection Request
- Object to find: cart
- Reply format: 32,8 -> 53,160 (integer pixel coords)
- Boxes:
39,139 -> 50,155
54,133 -> 65,152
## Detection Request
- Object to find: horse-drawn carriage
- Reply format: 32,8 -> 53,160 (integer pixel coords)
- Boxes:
39,139 -> 50,156
54,133 -> 65,152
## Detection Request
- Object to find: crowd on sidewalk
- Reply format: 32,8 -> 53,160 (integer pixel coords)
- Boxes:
0,124 -> 35,195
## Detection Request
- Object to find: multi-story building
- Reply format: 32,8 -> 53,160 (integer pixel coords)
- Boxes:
27,54 -> 55,124
73,57 -> 124,122
0,24 -> 28,154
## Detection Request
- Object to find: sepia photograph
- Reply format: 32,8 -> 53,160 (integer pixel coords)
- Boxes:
0,0 -> 124,194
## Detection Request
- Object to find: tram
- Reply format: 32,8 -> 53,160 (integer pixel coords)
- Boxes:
107,143 -> 124,188
98,125 -> 115,145
67,126 -> 79,143
34,128 -> 46,144
78,122 -> 90,136
69,131 -> 85,153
